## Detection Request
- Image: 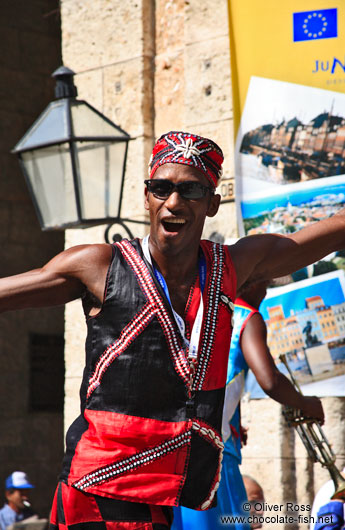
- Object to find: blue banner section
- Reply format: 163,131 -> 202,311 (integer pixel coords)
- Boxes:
293,8 -> 337,42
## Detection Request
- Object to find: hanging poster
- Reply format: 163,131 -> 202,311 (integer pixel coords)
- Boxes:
228,0 -> 345,394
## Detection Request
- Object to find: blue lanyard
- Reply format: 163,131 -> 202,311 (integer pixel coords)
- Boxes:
142,236 -> 207,352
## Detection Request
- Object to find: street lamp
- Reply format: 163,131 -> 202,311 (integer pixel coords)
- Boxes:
12,66 -> 146,241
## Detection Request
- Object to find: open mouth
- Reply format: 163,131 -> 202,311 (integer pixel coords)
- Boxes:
161,218 -> 186,233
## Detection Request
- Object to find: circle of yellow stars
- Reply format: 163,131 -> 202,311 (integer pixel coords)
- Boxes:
303,12 -> 328,38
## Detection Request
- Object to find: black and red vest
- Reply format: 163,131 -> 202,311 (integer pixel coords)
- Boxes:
61,239 -> 236,510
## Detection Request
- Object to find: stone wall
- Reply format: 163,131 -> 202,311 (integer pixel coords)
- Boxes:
154,0 -> 236,240
0,0 -> 64,518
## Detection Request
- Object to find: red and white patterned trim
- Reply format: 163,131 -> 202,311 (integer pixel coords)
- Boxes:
117,240 -> 190,383
191,421 -> 224,511
193,243 -> 224,391
73,429 -> 192,491
149,131 -> 224,187
87,302 -> 156,398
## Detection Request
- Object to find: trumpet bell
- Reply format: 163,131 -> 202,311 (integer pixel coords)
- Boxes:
279,354 -> 345,501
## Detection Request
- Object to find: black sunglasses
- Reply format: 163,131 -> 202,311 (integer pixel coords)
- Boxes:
144,179 -> 213,200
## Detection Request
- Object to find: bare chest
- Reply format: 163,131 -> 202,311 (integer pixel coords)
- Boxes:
167,281 -> 194,317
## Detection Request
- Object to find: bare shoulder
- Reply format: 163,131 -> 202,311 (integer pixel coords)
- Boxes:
43,243 -> 113,278
43,243 -> 113,303
245,311 -> 266,335
227,236 -> 266,289
241,311 -> 271,368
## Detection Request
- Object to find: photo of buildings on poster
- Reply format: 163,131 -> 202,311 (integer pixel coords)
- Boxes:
236,77 -> 345,396
235,76 -> 345,237
246,271 -> 345,397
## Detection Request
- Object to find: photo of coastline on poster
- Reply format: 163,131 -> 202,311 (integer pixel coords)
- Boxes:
235,77 -> 345,237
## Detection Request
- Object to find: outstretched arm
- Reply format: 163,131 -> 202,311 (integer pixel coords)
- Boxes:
0,244 -> 113,313
241,312 -> 324,422
230,208 -> 345,291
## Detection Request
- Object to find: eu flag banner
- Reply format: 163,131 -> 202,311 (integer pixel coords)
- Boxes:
293,8 -> 337,42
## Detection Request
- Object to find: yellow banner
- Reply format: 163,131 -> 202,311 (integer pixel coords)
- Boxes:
229,0 -> 345,134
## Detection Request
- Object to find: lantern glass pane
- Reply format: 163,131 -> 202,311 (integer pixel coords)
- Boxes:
21,144 -> 78,229
71,103 -> 128,138
14,100 -> 70,151
75,140 -> 127,219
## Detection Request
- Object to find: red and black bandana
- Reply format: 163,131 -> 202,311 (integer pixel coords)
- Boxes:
148,131 -> 224,188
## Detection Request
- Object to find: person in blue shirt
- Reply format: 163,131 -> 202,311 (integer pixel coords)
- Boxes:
315,500 -> 344,530
0,472 -> 35,530
172,281 -> 324,530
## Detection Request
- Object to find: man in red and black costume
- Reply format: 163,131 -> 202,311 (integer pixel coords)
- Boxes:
0,130 -> 341,529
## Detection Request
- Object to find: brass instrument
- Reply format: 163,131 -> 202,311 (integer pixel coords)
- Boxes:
279,354 -> 345,500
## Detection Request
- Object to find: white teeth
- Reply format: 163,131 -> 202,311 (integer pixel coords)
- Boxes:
163,218 -> 186,224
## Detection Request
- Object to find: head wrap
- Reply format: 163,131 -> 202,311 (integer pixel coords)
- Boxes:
148,131 -> 224,188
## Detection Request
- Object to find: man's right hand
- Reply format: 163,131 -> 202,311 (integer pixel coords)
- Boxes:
300,395 -> 324,424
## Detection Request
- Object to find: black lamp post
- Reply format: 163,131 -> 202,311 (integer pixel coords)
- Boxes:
12,66 -> 148,242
